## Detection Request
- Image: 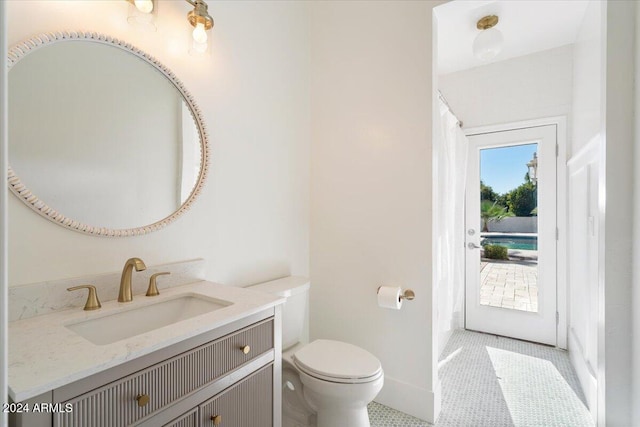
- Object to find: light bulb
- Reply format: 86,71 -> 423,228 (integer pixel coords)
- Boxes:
191,40 -> 208,55
192,22 -> 208,44
134,0 -> 153,14
473,27 -> 503,61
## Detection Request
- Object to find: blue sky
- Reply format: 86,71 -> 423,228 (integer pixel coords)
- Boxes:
480,143 -> 537,194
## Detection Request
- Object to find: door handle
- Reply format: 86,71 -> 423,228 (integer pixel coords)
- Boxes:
467,242 -> 482,249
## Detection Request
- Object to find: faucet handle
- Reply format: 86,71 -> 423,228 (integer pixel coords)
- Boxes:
146,272 -> 170,297
67,285 -> 102,311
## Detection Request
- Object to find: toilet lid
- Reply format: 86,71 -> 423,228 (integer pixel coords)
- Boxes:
293,339 -> 382,383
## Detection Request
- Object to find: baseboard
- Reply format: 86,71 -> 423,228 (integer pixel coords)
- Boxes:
568,329 -> 597,424
374,376 -> 440,424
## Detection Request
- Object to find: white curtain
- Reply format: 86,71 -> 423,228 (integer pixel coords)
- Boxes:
435,98 -> 468,355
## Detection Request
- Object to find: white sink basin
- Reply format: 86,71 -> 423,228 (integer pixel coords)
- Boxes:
66,294 -> 232,345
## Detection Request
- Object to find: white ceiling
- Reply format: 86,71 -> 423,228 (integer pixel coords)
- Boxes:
435,0 -> 589,75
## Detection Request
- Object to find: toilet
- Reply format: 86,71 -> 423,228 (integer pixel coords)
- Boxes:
249,276 -> 384,427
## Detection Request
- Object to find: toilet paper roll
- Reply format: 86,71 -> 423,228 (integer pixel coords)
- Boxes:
377,286 -> 403,310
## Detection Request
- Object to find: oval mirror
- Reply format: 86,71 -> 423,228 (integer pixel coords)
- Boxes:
7,32 -> 209,237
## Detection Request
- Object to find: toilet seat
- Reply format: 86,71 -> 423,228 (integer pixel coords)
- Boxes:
292,339 -> 383,384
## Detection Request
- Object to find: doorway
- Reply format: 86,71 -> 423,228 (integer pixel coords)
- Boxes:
465,125 -> 557,346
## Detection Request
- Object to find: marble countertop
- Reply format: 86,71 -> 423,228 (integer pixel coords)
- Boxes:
8,281 -> 284,402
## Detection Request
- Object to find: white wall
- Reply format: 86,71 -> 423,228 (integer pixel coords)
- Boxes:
634,6 -> 640,426
601,1 -> 635,425
439,45 -> 573,130
566,1 -> 602,423
309,1 -> 444,422
6,1 -> 310,287
1,2 -> 9,425
567,145 -> 599,423
571,2 -> 603,158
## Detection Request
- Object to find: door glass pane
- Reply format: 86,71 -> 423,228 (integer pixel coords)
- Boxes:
479,143 -> 538,313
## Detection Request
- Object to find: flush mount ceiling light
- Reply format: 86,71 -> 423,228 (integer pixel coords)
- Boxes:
472,15 -> 503,61
126,0 -> 214,56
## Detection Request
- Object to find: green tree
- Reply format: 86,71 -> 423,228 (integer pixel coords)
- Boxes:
506,182 -> 537,216
481,200 -> 514,232
480,181 -> 500,204
496,193 -> 509,209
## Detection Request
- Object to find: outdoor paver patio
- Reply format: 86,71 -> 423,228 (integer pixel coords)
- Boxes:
480,260 -> 538,312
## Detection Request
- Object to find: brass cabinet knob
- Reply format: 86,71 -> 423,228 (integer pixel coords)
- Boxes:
211,414 -> 222,425
241,345 -> 251,355
136,394 -> 150,407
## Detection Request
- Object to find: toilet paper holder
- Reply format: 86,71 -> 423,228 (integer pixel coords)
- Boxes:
377,286 -> 416,301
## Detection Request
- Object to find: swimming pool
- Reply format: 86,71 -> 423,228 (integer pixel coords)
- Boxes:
481,235 -> 537,251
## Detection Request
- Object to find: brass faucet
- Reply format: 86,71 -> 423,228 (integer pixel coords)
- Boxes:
67,285 -> 102,311
118,257 -> 147,302
146,272 -> 170,297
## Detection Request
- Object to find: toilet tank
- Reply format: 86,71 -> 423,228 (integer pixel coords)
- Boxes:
247,276 -> 310,351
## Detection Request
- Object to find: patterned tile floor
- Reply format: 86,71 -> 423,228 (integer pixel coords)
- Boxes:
369,401 -> 431,427
368,330 -> 593,427
480,260 -> 538,312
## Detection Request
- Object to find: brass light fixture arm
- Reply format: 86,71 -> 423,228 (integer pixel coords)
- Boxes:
185,0 -> 214,30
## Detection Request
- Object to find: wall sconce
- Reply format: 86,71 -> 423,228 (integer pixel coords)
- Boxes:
527,152 -> 538,184
473,15 -> 503,61
186,0 -> 214,56
125,0 -> 214,56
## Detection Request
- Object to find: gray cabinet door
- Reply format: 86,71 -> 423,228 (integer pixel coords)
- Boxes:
163,408 -> 198,427
199,364 -> 273,427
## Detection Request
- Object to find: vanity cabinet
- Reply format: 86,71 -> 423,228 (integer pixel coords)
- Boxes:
11,310 -> 278,427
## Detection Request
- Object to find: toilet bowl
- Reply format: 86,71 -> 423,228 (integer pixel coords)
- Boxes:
293,339 -> 383,427
248,277 -> 384,427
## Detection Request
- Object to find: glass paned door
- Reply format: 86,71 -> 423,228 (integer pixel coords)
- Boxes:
465,125 -> 557,345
